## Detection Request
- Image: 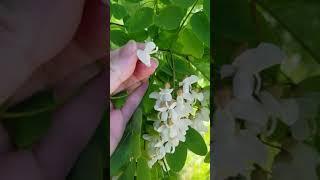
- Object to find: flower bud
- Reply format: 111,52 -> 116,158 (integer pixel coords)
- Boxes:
165,82 -> 171,89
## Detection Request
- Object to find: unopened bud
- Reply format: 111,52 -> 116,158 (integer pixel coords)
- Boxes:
165,82 -> 171,89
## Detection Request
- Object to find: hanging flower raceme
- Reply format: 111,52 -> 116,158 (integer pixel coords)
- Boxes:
144,75 -> 209,168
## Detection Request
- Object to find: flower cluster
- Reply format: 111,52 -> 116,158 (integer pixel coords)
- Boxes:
143,75 -> 209,168
214,43 -> 320,179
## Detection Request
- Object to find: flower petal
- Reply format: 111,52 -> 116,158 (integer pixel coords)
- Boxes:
233,70 -> 255,100
137,50 -> 151,67
233,43 -> 286,73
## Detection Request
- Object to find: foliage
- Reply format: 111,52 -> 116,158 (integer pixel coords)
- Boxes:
110,0 -> 210,179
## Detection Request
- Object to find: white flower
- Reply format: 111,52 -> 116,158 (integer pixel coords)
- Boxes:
150,85 -> 176,121
221,43 -> 286,100
179,75 -> 199,101
156,118 -> 192,153
191,90 -> 204,102
137,41 -> 158,67
213,109 -> 268,180
174,95 -> 193,118
149,87 -> 173,102
191,107 -> 209,134
143,134 -> 166,168
219,43 -> 291,134
290,93 -> 320,140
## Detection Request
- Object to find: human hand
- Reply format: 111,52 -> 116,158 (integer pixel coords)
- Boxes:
0,0 -> 107,179
0,0 -> 106,105
110,41 -> 158,155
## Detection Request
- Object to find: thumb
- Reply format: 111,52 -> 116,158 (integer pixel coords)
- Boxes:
110,81 -> 148,155
110,40 -> 138,94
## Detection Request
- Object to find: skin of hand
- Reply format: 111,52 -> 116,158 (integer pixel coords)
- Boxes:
0,0 -> 108,179
0,0 -> 106,105
110,40 -> 158,155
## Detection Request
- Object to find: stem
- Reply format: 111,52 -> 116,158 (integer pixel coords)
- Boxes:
159,49 -> 197,59
154,0 -> 159,14
140,0 -> 154,7
110,22 -> 124,27
258,135 -> 283,150
177,0 -> 199,34
162,159 -> 170,175
170,51 -> 176,88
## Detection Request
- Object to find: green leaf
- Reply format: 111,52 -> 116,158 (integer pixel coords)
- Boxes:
185,127 -> 207,156
125,0 -> 142,3
111,91 -> 128,109
131,108 -> 143,134
190,12 -> 210,47
128,30 -> 148,42
110,30 -> 129,47
204,152 -> 210,163
170,0 -> 196,9
203,0 -> 210,19
110,132 -> 133,176
119,160 -> 136,180
298,75 -> 320,93
155,30 -> 176,49
67,143 -> 104,180
155,6 -> 185,30
214,0 -> 256,42
137,157 -> 151,180
3,90 -> 55,148
110,109 -> 142,176
67,109 -> 108,179
111,3 -> 128,19
173,28 -> 204,58
165,143 -> 187,172
150,164 -> 159,180
126,7 -> 154,33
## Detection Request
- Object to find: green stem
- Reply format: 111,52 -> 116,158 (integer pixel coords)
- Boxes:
162,159 -> 170,175
159,49 -> 197,59
110,22 -> 124,27
140,0 -> 154,6
110,93 -> 129,100
170,51 -> 176,88
177,0 -> 199,34
258,135 -> 283,150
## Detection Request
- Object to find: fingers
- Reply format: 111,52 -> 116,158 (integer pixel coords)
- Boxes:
33,70 -> 106,180
110,82 -> 148,155
112,58 -> 157,95
110,40 -> 138,94
53,62 -> 101,101
121,82 -> 148,123
9,43 -> 102,105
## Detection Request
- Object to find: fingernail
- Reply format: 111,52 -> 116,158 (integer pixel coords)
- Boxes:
151,58 -> 159,67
